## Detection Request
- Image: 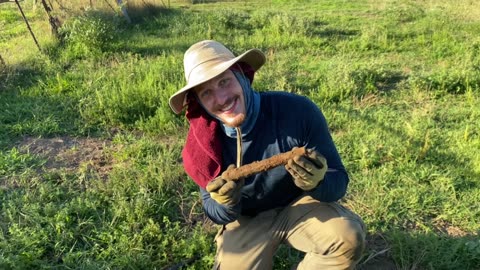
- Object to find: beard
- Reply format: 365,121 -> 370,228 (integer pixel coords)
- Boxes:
222,113 -> 245,128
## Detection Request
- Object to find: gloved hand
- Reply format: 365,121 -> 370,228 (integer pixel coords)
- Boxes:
285,147 -> 327,191
206,165 -> 244,206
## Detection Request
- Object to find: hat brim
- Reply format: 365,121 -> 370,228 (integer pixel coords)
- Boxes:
169,48 -> 265,114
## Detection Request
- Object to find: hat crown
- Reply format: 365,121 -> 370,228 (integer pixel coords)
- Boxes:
184,40 -> 235,82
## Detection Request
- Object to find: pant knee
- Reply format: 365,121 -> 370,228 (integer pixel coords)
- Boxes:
337,219 -> 365,261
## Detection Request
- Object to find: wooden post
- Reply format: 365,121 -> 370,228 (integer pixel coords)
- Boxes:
103,0 -> 116,12
14,0 -> 42,52
40,0 -> 61,40
0,54 -> 6,70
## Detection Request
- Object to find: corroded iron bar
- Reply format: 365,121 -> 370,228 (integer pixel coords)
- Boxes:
221,147 -> 308,181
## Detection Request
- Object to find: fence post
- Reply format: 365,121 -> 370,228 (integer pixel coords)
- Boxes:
14,0 -> 42,52
0,54 -> 6,69
40,0 -> 61,40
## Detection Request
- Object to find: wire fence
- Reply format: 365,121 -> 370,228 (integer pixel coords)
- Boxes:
0,0 -> 171,65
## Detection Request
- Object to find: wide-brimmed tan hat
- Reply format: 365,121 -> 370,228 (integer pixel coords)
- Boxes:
169,40 -> 266,114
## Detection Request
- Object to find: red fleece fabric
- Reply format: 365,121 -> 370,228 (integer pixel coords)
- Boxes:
182,95 -> 222,188
181,62 -> 255,188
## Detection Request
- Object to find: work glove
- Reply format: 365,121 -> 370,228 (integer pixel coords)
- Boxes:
206,165 -> 244,206
285,147 -> 327,191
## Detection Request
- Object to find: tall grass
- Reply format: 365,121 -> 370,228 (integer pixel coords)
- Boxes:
1,0 -> 479,269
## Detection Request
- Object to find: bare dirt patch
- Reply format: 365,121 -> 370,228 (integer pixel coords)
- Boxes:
358,233 -> 397,270
17,136 -> 114,179
433,219 -> 471,238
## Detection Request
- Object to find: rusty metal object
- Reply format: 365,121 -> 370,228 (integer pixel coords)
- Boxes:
221,147 -> 308,181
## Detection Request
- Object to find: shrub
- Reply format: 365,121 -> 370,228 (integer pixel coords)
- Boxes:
60,10 -> 121,58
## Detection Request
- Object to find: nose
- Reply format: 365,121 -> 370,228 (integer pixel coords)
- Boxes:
212,86 -> 229,105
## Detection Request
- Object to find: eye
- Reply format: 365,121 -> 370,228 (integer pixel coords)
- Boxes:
219,78 -> 230,87
199,89 -> 212,99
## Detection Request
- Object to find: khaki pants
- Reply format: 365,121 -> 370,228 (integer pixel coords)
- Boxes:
213,195 -> 366,270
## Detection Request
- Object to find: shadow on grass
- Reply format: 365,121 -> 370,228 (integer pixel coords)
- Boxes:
314,28 -> 359,40
272,224 -> 479,269
334,102 -> 480,187
332,104 -> 480,269
108,8 -> 192,56
359,230 -> 480,270
0,62 -> 96,151
124,4 -> 180,22
0,7 -> 192,151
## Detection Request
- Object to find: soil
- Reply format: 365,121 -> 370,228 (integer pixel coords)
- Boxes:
358,234 -> 397,270
16,135 -> 114,179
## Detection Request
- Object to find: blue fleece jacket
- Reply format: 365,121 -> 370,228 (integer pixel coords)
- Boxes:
200,91 -> 349,225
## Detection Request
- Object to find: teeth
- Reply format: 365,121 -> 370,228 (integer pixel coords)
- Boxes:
222,100 -> 235,112
224,103 -> 233,111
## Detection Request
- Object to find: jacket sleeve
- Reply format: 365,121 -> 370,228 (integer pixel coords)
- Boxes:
199,188 -> 242,225
303,99 -> 349,202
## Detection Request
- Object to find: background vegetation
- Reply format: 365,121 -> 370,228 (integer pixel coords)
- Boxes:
1,0 -> 479,269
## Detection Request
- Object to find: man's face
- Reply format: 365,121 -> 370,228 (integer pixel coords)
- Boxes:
193,70 -> 246,127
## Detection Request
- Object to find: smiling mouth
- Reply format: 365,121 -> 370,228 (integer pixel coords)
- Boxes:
220,97 -> 237,113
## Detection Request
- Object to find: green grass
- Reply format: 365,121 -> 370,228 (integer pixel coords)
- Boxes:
1,0 -> 479,269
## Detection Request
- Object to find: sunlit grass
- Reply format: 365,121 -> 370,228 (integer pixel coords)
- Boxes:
1,0 -> 479,269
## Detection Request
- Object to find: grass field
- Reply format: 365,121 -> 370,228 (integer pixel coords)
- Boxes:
1,0 -> 479,269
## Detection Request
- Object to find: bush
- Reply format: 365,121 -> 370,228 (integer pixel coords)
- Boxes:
60,10 -> 121,58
